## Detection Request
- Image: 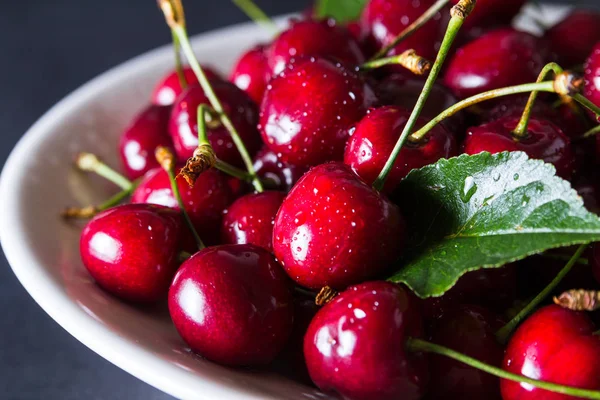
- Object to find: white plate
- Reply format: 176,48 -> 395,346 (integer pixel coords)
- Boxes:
0,5 -> 570,400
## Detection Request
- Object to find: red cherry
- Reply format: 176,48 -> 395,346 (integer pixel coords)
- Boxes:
344,106 -> 457,193
428,305 -> 505,400
260,57 -> 376,167
152,66 -> 222,106
267,19 -> 365,76
80,204 -> 186,303
584,42 -> 600,121
444,28 -> 548,99
463,116 -> 575,180
545,11 -> 600,67
452,0 -> 526,33
501,305 -> 600,400
273,162 -> 406,289
131,167 -> 235,246
229,44 -> 271,104
304,281 -> 428,400
221,191 -> 286,252
169,82 -> 261,167
168,244 -> 294,366
360,0 -> 448,61
252,147 -> 309,192
118,105 -> 173,180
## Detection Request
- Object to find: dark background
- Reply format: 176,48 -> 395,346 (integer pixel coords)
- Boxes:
0,0 -> 596,399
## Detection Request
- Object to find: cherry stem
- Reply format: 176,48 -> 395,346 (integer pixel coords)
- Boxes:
573,93 -> 600,119
512,62 -> 564,139
171,30 -> 187,89
372,0 -> 475,192
582,124 -> 600,139
370,0 -> 451,61
232,0 -> 278,34
540,251 -> 588,265
408,81 -> 556,142
76,152 -> 133,191
61,182 -> 138,219
360,49 -> 431,76
495,244 -> 588,344
156,147 -> 205,250
406,337 -> 600,399
178,251 -> 192,263
159,0 -> 263,192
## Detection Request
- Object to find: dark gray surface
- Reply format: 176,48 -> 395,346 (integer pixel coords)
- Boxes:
0,1 -> 595,399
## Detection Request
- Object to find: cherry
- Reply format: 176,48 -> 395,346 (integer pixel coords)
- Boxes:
273,162 -> 406,289
463,115 -> 575,180
428,305 -> 505,400
574,175 -> 600,215
344,106 -> 457,193
501,305 -> 600,400
152,65 -> 222,106
444,28 -> 548,99
252,147 -> 309,192
131,167 -> 235,246
169,81 -> 261,167
80,204 -> 186,303
545,11 -> 600,68
360,0 -> 448,62
584,42 -> 600,121
221,191 -> 286,252
168,244 -> 294,366
452,0 -> 526,33
118,104 -> 173,180
303,281 -> 428,400
267,19 -> 365,76
259,57 -> 377,167
229,44 -> 271,104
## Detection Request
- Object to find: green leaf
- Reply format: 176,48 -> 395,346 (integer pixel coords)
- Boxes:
389,151 -> 600,298
315,0 -> 366,23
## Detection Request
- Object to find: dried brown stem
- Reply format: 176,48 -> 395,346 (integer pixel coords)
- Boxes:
315,286 -> 339,306
554,289 -> 600,311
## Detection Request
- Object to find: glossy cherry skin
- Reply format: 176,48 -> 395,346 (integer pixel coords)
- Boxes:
545,11 -> 600,67
304,281 -> 428,400
118,104 -> 173,180
220,191 -> 286,252
152,66 -> 222,106
360,0 -> 447,62
428,305 -> 504,400
229,44 -> 271,104
444,28 -> 548,99
252,147 -> 309,192
80,204 -> 186,303
169,82 -> 261,167
168,244 -> 294,366
273,163 -> 406,289
501,305 -> 600,400
453,0 -> 526,32
344,106 -> 457,193
584,42 -> 600,122
267,19 -> 365,76
260,57 -> 377,167
131,167 -> 235,246
463,116 -> 575,180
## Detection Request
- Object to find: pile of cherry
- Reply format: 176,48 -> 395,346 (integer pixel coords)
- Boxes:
69,0 -> 600,399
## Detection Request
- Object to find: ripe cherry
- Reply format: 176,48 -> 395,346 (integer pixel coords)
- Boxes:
545,11 -> 600,67
267,19 -> 365,76
273,163 -> 405,289
501,305 -> 600,400
169,82 -> 261,167
118,104 -> 173,180
344,106 -> 457,193
169,244 -> 294,366
80,204 -> 186,303
463,116 -> 575,179
229,44 -> 271,104
304,281 -> 428,400
152,66 -> 222,106
131,167 -> 235,246
584,42 -> 600,121
444,28 -> 548,99
260,57 -> 376,167
252,147 -> 309,192
221,191 -> 286,252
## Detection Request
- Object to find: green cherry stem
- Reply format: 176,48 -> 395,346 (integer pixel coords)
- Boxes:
582,124 -> 600,139
171,30 -> 187,89
406,337 -> 600,399
360,49 -> 432,76
232,0 -> 278,34
540,251 -> 589,265
61,181 -> 138,219
76,152 -> 133,191
512,62 -> 564,138
495,244 -> 588,344
573,93 -> 600,118
372,0 -> 476,191
370,0 -> 451,61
